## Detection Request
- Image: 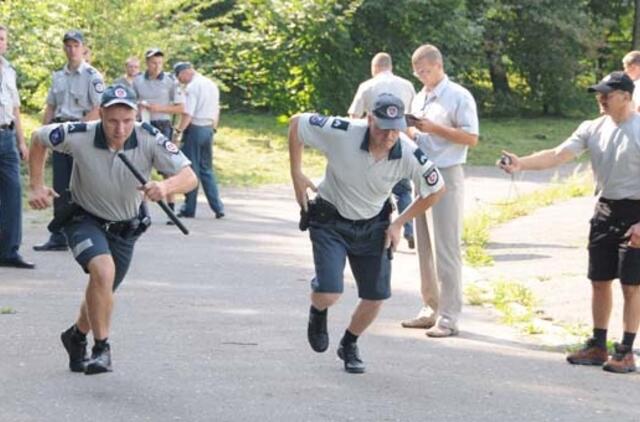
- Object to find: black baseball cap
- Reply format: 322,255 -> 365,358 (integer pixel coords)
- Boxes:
100,84 -> 138,110
372,93 -> 407,130
63,30 -> 84,44
145,48 -> 164,59
588,71 -> 635,95
173,61 -> 192,76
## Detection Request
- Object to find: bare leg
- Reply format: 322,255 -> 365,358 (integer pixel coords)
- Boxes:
311,292 -> 341,311
592,280 -> 613,329
84,254 -> 116,340
621,284 -> 640,334
346,299 -> 384,336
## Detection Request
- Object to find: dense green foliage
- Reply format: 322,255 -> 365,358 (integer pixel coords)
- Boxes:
2,0 -> 638,116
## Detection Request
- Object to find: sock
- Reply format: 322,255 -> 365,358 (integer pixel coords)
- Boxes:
341,329 -> 358,346
310,305 -> 327,316
93,338 -> 109,351
71,324 -> 87,341
622,332 -> 636,349
593,328 -> 607,349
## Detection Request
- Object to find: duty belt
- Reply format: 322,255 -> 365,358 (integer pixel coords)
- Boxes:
0,121 -> 15,131
51,117 -> 79,123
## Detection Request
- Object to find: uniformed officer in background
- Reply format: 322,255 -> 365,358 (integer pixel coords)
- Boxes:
289,93 -> 445,374
174,61 -> 225,219
133,48 -> 185,215
500,71 -> 640,374
34,30 -> 105,252
0,24 -> 34,269
348,52 -> 417,249
28,84 -> 197,374
113,56 -> 140,89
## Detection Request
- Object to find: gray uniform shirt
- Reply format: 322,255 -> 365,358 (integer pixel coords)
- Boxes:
297,113 -> 444,220
0,56 -> 20,125
46,61 -> 104,121
560,113 -> 640,200
36,121 -> 191,221
348,71 -> 415,117
132,72 -> 184,121
113,76 -> 135,89
411,75 -> 479,168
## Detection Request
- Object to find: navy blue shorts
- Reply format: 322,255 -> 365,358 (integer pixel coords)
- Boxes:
588,199 -> 640,285
63,214 -> 139,290
308,209 -> 391,300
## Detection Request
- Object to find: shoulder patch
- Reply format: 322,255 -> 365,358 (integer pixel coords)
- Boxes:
309,114 -> 329,128
67,122 -> 87,133
86,67 -> 96,75
413,148 -> 428,166
142,122 -> 160,136
424,168 -> 439,186
93,80 -> 105,94
330,118 -> 349,131
162,140 -> 179,155
49,125 -> 65,146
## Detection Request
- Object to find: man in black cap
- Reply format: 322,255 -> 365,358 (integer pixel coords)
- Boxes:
289,93 -> 445,374
34,29 -> 105,252
499,71 -> 640,374
28,84 -> 197,374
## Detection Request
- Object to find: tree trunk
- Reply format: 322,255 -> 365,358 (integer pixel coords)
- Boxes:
634,0 -> 640,49
484,39 -> 511,96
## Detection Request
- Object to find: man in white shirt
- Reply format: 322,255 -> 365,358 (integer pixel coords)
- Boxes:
622,51 -> 640,112
174,62 -> 224,219
349,52 -> 417,248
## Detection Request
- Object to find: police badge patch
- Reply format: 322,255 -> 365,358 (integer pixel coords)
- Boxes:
413,148 -> 428,165
163,141 -> 179,155
93,80 -> 105,94
309,114 -> 329,128
331,118 -> 349,131
424,168 -> 439,186
49,125 -> 65,146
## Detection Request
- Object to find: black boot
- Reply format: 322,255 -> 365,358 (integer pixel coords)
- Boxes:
85,341 -> 112,375
307,306 -> 329,353
337,342 -> 366,374
60,326 -> 88,373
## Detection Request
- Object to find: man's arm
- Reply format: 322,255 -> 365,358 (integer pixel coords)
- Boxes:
385,186 -> 445,250
414,119 -> 478,147
28,132 -> 58,209
42,104 -> 55,125
499,145 -> 576,174
13,107 -> 28,161
83,106 -> 100,122
142,165 -> 197,202
288,115 -> 317,210
145,103 -> 185,115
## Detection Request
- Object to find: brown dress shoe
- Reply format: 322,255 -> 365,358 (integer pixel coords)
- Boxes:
603,343 -> 636,374
566,338 -> 608,366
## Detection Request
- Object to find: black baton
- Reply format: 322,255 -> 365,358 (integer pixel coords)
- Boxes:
117,152 -> 189,235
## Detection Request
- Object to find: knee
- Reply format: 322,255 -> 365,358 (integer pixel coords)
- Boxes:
592,281 -> 613,293
362,299 -> 384,310
622,285 -> 640,300
312,292 -> 341,309
87,255 -> 116,288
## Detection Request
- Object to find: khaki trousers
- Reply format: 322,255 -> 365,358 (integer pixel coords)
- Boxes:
415,165 -> 464,327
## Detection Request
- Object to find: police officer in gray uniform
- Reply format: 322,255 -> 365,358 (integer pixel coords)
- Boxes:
500,71 -> 640,374
0,24 -> 34,269
28,84 -> 197,375
290,93 -> 445,374
34,30 -> 105,251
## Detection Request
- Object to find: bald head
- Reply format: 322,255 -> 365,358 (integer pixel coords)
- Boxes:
371,52 -> 392,77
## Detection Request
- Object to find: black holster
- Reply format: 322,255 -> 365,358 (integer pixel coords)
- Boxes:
47,190 -> 82,233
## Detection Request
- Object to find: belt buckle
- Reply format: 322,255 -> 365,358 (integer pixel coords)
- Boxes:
103,221 -> 115,233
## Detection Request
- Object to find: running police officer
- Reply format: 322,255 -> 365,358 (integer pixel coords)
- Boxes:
34,30 -> 105,252
290,93 -> 445,374
500,71 -> 640,374
133,48 -> 185,214
0,24 -> 34,269
28,84 -> 197,374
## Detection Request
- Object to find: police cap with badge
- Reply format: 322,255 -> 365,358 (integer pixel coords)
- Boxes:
63,30 -> 84,44
100,84 -> 138,110
371,93 -> 407,131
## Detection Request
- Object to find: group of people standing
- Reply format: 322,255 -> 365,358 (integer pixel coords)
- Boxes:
293,43 -> 639,376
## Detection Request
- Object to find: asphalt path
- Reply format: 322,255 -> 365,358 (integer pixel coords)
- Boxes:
1,166 -> 638,421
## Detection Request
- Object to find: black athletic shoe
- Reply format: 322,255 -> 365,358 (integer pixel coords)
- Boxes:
60,327 -> 88,373
307,307 -> 329,353
337,342 -> 366,374
85,343 -> 112,375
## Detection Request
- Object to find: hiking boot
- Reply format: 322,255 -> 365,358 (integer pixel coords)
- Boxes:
566,338 -> 608,366
85,343 -> 112,375
337,342 -> 366,374
307,307 -> 329,353
60,327 -> 88,373
603,343 -> 636,374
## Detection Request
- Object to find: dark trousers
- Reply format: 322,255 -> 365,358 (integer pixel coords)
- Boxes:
0,129 -> 22,259
47,151 -> 73,244
150,119 -> 173,141
180,124 -> 224,216
392,178 -> 413,238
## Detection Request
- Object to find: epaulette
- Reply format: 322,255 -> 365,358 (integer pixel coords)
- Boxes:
141,122 -> 160,136
86,67 -> 96,75
67,122 -> 88,133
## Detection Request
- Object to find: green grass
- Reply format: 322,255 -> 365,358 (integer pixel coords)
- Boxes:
469,116 -> 585,165
0,307 -> 16,315
463,172 -> 593,266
